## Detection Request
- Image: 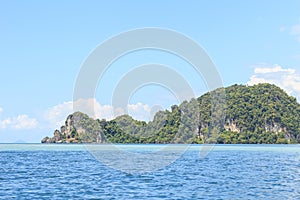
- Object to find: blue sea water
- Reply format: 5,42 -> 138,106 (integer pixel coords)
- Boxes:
1,144 -> 300,199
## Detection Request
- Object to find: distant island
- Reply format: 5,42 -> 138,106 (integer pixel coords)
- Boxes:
42,83 -> 300,144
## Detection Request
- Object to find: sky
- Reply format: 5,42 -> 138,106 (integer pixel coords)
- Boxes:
1,0 -> 300,142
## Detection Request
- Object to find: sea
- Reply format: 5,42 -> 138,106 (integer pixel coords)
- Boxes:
1,144 -> 300,199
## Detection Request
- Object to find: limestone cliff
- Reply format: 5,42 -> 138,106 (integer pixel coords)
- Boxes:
41,112 -> 104,143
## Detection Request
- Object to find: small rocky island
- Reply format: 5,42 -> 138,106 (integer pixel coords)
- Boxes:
42,83 -> 300,144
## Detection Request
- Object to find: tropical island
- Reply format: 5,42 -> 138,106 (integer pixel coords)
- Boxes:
41,83 -> 300,144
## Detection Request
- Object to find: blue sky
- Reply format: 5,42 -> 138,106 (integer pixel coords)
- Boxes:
1,0 -> 300,142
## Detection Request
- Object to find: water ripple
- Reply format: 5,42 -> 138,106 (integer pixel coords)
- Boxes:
1,145 -> 300,199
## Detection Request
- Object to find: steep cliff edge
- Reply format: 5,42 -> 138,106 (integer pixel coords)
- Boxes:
42,112 -> 104,143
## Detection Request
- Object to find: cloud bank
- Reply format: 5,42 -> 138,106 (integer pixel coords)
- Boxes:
0,108 -> 38,130
44,99 -> 152,128
248,64 -> 300,100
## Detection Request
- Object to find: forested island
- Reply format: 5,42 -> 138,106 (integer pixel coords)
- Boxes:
42,83 -> 300,144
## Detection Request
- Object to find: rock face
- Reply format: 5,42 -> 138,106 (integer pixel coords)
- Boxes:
224,120 -> 286,135
264,122 -> 285,134
224,119 -> 240,133
41,112 -> 104,143
41,136 -> 50,143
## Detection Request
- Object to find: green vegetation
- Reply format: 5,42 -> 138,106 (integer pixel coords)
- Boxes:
42,83 -> 300,144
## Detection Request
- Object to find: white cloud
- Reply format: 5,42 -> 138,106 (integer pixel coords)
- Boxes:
290,21 -> 300,42
44,99 -> 152,128
44,101 -> 73,128
73,98 -> 115,120
128,102 -> 151,121
11,115 -> 38,130
248,64 -> 300,100
0,114 -> 38,130
0,118 -> 12,129
254,64 -> 295,74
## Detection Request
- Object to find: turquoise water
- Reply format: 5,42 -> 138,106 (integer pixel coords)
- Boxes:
1,144 -> 300,199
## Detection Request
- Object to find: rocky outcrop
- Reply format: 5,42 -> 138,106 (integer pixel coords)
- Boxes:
224,119 -> 240,133
264,122 -> 285,134
223,120 -> 286,134
41,111 -> 104,143
41,136 -> 50,143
